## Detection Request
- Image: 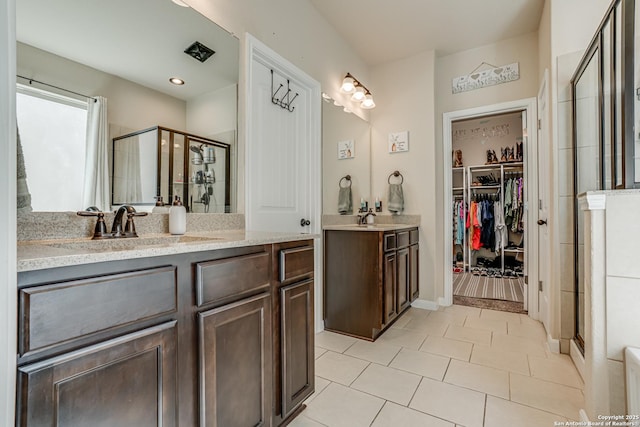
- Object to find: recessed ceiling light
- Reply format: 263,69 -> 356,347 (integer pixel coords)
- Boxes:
169,77 -> 185,85
171,0 -> 190,7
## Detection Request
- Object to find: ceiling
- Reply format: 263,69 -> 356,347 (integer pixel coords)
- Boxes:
16,0 -> 238,101
309,0 -> 546,66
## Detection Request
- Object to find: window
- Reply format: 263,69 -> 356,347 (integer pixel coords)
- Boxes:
16,85 -> 88,211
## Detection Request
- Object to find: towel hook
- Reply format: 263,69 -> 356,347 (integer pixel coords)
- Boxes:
388,170 -> 404,184
339,175 -> 352,188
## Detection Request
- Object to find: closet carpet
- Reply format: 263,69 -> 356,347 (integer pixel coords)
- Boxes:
453,272 -> 525,303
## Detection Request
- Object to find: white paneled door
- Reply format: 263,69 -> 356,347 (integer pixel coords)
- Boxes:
245,36 -> 321,235
537,70 -> 551,334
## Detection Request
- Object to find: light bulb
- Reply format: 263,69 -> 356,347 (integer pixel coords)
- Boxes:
341,76 -> 355,93
361,93 -> 376,109
351,86 -> 365,101
343,107 -> 352,114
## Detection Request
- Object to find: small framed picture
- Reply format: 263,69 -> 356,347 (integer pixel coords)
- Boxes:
389,131 -> 409,153
338,139 -> 355,159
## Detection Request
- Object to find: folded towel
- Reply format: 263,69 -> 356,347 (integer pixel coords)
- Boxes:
388,183 -> 404,214
337,186 -> 353,214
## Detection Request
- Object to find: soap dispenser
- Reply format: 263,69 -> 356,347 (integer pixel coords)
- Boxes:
169,195 -> 186,235
152,196 -> 170,214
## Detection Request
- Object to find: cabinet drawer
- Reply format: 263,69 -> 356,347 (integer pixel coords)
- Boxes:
279,246 -> 314,282
410,228 -> 419,245
397,231 -> 410,248
17,321 -> 177,427
383,233 -> 396,252
196,251 -> 270,307
19,266 -> 177,357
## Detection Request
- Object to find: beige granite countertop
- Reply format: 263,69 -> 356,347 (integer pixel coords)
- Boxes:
18,230 -> 318,272
322,224 -> 418,232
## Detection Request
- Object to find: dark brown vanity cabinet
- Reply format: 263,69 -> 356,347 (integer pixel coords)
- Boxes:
16,264 -> 180,427
194,248 -> 273,427
17,321 -> 177,427
272,241 -> 315,426
324,227 -> 419,341
16,239 -> 315,427
198,293 -> 272,427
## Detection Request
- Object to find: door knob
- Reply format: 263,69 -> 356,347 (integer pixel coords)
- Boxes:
300,218 -> 311,227
537,219 -> 547,226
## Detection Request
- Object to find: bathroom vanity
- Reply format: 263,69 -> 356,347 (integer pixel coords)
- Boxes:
323,224 -> 419,340
16,232 -> 315,427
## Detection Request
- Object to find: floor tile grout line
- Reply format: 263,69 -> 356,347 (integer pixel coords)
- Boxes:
482,393 -> 488,427
494,391 -> 580,422
367,400 -> 387,427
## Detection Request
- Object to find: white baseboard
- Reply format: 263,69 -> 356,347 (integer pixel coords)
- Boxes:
571,338 -> 586,381
315,319 -> 325,334
547,334 -> 560,353
437,296 -> 452,307
412,299 -> 439,311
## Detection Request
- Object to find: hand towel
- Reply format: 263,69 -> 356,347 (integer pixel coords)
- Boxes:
338,186 -> 353,214
388,183 -> 404,214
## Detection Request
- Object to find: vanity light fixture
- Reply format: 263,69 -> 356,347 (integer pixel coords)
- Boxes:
340,73 -> 375,109
169,77 -> 185,85
171,0 -> 190,7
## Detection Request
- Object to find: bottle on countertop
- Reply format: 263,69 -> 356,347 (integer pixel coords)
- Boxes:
169,195 -> 186,235
367,208 -> 376,224
152,196 -> 170,214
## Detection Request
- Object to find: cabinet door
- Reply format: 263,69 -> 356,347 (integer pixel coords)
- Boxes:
410,244 -> 419,301
280,279 -> 314,419
397,247 -> 410,313
383,252 -> 397,326
198,293 -> 272,427
16,321 -> 177,427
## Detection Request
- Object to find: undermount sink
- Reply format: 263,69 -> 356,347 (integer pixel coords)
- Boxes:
41,235 -> 223,252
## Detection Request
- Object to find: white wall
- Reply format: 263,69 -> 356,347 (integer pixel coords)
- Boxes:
370,50 -> 437,303
187,84 -> 237,138
434,32 -> 540,300
0,0 -> 17,424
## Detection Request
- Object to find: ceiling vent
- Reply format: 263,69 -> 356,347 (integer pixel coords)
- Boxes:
184,41 -> 215,63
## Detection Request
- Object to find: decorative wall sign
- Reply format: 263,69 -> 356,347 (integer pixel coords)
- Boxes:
337,139 -> 355,159
452,62 -> 520,94
388,131 -> 409,153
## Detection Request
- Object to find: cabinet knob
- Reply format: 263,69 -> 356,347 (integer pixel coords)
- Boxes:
300,218 -> 311,227
537,219 -> 547,226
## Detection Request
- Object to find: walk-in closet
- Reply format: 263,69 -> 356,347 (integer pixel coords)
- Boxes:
451,111 -> 527,312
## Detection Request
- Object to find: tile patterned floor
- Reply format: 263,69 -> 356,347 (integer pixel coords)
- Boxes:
291,305 -> 584,427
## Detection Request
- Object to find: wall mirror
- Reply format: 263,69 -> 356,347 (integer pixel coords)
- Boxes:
321,99 -> 371,215
16,0 -> 239,213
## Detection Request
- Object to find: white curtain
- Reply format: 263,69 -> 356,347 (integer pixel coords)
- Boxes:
82,96 -> 110,211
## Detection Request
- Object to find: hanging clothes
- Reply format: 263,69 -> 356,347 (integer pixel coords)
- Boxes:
456,202 -> 465,245
469,201 -> 482,250
494,199 -> 507,253
480,200 -> 495,249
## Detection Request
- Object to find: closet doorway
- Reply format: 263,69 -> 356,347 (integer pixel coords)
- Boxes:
443,99 -> 539,318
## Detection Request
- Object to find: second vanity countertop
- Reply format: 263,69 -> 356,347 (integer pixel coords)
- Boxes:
322,223 -> 418,232
18,230 -> 318,272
